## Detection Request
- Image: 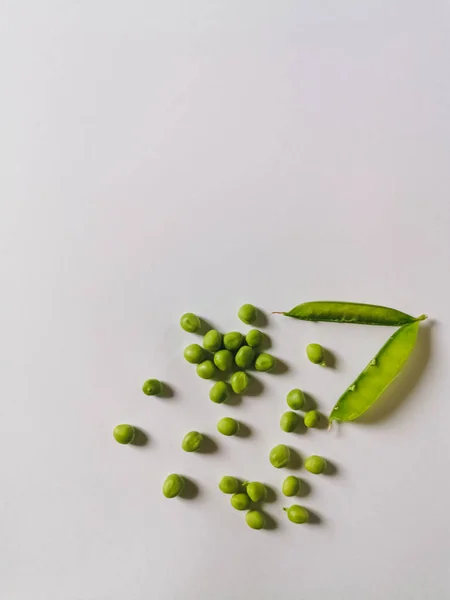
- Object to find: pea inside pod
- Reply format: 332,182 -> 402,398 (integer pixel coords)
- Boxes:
329,320 -> 421,422
277,300 -> 427,326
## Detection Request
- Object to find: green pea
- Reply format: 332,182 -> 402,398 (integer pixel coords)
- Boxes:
255,353 -> 276,372
280,411 -> 299,433
163,474 -> 185,498
244,482 -> 267,502
269,444 -> 290,468
235,345 -> 254,369
230,493 -> 251,511
304,455 -> 327,474
230,371 -> 250,394
196,360 -> 216,379
181,431 -> 203,452
217,417 -> 239,436
245,329 -> 263,348
209,381 -> 231,404
223,332 -> 244,351
213,349 -> 234,372
238,303 -> 257,325
284,504 -> 309,524
113,424 -> 135,445
183,344 -> 205,364
246,510 -> 265,530
304,410 -> 320,428
306,343 -> 325,365
142,378 -> 162,396
282,475 -> 300,497
286,388 -> 305,410
203,329 -> 222,352
180,312 -> 201,333
219,476 -> 239,494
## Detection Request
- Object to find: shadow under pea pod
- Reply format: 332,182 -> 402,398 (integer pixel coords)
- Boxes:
355,320 -> 433,425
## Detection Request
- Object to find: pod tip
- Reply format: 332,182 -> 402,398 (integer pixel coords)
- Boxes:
417,314 -> 428,321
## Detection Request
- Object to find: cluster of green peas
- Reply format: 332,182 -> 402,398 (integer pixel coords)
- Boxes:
113,304 -> 330,530
181,306 -> 277,402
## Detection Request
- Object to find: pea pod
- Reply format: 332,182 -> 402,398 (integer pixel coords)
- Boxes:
275,301 -> 426,326
329,321 -> 421,422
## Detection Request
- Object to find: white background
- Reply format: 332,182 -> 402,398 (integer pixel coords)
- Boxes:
1,2 -> 450,599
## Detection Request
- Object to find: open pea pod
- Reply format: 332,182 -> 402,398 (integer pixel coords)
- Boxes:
277,301 -> 426,326
329,321 -> 421,422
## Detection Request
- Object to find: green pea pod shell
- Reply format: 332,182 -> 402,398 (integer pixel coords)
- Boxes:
278,301 -> 426,326
329,321 -> 421,422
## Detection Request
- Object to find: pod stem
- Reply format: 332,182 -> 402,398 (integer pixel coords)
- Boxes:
327,420 -> 332,432
271,311 -> 284,315
416,314 -> 428,322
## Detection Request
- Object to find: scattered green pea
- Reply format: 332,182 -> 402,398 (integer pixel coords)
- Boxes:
203,329 -> 222,352
223,332 -> 244,351
244,482 -> 267,502
286,388 -> 305,410
238,303 -> 257,325
209,381 -> 231,404
230,371 -> 250,394
142,378 -> 162,396
235,345 -> 254,369
306,343 -> 325,366
196,360 -> 216,379
183,344 -> 205,364
245,329 -> 263,348
180,312 -> 201,333
304,455 -> 327,474
213,349 -> 234,372
282,475 -> 300,497
284,504 -> 309,524
255,353 -> 276,372
219,476 -> 239,494
230,493 -> 251,511
217,417 -> 239,436
113,424 -> 135,444
280,411 -> 299,433
163,474 -> 185,498
304,410 -> 320,428
269,444 -> 290,468
181,431 -> 203,452
246,510 -> 265,530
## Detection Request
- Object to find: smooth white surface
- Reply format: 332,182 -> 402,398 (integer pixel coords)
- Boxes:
1,2 -> 450,599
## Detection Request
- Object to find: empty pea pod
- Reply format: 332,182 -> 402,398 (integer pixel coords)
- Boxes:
275,301 -> 426,326
329,321 -> 421,422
